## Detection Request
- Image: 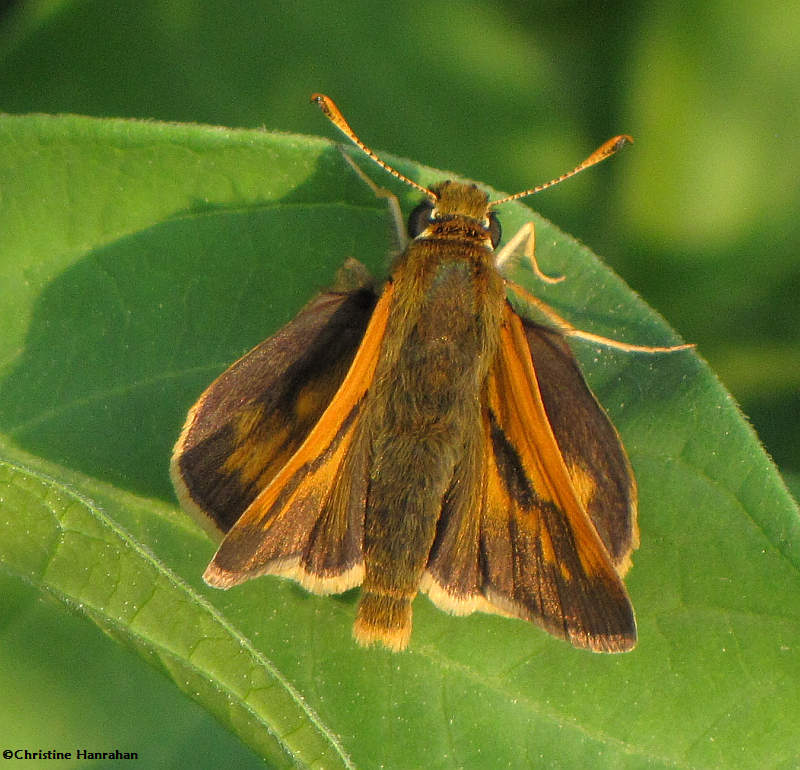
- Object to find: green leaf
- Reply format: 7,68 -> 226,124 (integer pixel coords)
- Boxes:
1,114 -> 798,768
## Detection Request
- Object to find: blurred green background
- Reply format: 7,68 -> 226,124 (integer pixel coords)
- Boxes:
0,1 -> 797,765
1,0 -> 797,481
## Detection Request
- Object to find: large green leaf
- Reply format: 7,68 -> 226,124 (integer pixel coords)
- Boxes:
0,114 -> 797,768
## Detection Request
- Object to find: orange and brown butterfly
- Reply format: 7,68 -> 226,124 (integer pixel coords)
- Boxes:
171,94 -> 690,653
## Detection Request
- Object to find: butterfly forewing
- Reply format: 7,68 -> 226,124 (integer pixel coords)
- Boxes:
424,303 -> 636,652
522,320 -> 638,570
201,282 -> 395,593
171,260 -> 378,537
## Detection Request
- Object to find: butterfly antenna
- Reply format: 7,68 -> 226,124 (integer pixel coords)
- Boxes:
490,135 -> 633,207
312,94 -> 435,200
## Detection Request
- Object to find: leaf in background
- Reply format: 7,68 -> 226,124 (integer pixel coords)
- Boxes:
0,114 -> 798,768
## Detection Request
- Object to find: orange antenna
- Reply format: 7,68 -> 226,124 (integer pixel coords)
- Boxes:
311,94 -> 435,200
489,135 -> 633,208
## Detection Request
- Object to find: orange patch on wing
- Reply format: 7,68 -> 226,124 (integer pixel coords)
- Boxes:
565,460 -> 599,518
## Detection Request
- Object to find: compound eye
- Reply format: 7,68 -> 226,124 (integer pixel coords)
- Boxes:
408,199 -> 435,238
487,211 -> 502,248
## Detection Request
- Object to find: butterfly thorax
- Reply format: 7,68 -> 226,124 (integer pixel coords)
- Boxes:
372,181 -> 506,433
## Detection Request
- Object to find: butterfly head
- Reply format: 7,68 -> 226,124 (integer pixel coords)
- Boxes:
407,181 -> 502,249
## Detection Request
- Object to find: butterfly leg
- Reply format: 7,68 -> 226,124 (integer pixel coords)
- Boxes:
338,148 -> 408,253
495,221 -> 564,284
505,280 -> 693,353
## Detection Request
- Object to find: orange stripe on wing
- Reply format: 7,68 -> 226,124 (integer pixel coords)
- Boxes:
488,305 -> 617,580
